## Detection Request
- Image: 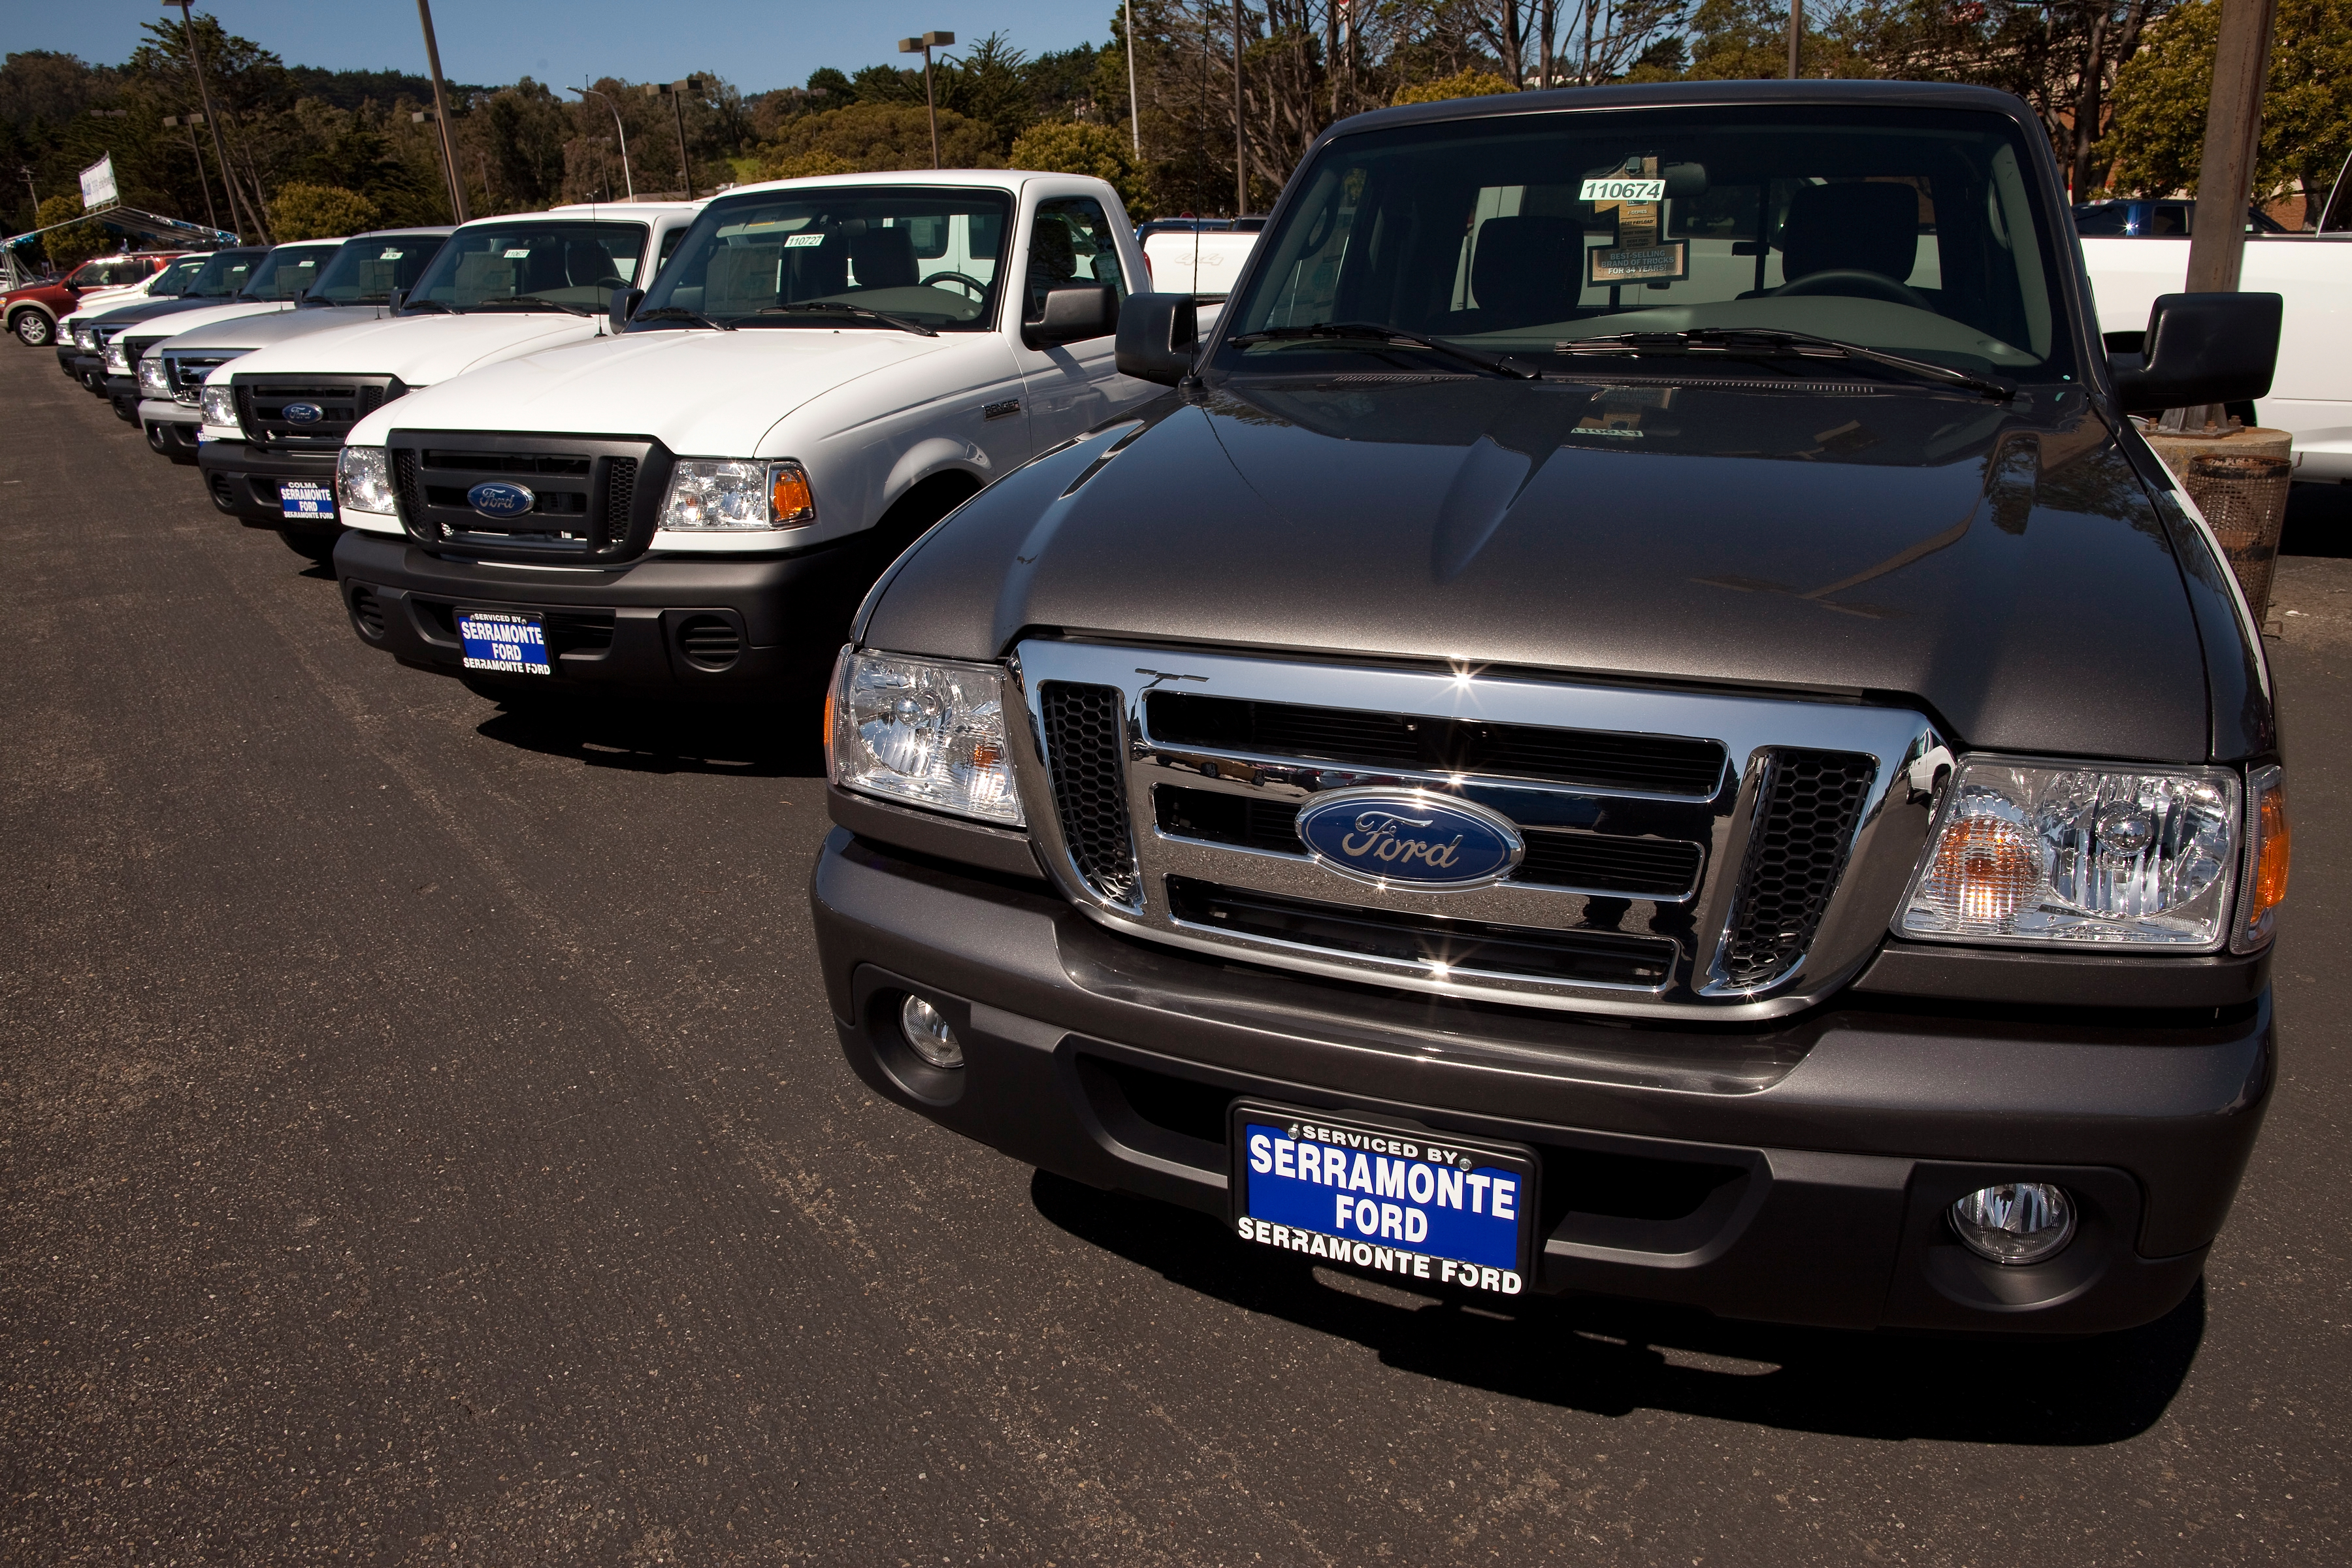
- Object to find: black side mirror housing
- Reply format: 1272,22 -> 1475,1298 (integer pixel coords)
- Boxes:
1024,284 -> 1117,348
386,287 -> 406,315
1114,291 -> 1200,385
610,286 -> 644,334
2112,291 -> 2282,414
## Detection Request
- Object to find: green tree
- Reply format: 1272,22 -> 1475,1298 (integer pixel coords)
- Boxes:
1392,69 -> 1518,105
2104,0 -> 2352,210
268,181 -> 376,239
1009,120 -> 1152,218
481,78 -> 570,210
755,103 -> 1002,175
34,193 -> 106,266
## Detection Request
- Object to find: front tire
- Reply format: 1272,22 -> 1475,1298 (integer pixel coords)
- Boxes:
12,310 -> 54,347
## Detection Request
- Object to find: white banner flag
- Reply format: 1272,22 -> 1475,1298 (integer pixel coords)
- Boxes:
79,155 -> 118,210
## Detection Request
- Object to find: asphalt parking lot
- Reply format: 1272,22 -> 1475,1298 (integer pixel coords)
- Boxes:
4,346 -> 2348,1566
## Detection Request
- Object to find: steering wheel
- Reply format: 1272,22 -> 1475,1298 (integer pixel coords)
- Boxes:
921,270 -> 989,302
1771,269 -> 1935,312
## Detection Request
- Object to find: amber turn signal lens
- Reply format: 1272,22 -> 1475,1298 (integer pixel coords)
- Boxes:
1921,815 -> 2040,930
2236,766 -> 2288,953
769,463 -> 815,525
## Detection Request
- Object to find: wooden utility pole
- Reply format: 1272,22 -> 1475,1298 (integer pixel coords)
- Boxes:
1234,0 -> 1247,216
2183,0 -> 2277,294
415,0 -> 470,221
164,1 -> 258,238
1786,0 -> 1803,80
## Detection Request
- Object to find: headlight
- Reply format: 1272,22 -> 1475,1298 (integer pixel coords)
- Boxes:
338,446 -> 399,514
828,649 -> 1022,826
103,339 -> 129,373
138,356 -> 172,397
201,384 -> 238,429
657,458 -> 817,531
1899,758 -> 2240,949
73,323 -> 95,349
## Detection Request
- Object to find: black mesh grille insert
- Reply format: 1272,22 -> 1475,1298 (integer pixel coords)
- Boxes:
1716,750 -> 1877,990
394,449 -> 423,521
1147,692 -> 1725,796
605,457 -> 638,525
1167,879 -> 1676,988
1152,785 -> 1703,898
1042,682 -> 1137,902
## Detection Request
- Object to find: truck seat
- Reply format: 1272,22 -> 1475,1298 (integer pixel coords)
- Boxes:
849,229 -> 918,291
1470,216 -> 1584,327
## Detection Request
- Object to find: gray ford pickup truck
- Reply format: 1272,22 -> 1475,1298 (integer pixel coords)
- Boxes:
809,80 -> 2288,1335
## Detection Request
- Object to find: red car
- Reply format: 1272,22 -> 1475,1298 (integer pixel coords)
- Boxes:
4,252 -> 188,347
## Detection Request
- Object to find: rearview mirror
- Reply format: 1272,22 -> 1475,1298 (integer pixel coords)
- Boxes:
2112,292 -> 2281,415
1025,284 -> 1117,348
1662,162 -> 1708,198
610,286 -> 644,334
1114,291 -> 1199,385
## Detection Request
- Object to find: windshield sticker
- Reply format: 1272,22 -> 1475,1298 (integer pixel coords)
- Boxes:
502,248 -> 531,259
1580,176 -> 1666,203
784,233 -> 827,248
379,248 -> 406,259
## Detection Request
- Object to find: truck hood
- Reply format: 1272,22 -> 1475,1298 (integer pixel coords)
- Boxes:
85,296 -> 288,331
348,326 -> 961,453
225,310 -> 608,388
866,376 -> 2212,762
149,303 -> 388,351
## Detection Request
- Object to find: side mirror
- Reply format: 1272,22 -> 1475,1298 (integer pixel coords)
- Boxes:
1114,291 -> 1200,385
610,286 -> 644,334
2112,291 -> 2282,414
386,287 -> 406,314
1025,283 -> 1117,348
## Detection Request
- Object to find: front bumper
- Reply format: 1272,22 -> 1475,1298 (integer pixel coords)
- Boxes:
139,399 -> 201,461
196,441 -> 337,531
811,824 -> 2274,1335
335,528 -> 869,696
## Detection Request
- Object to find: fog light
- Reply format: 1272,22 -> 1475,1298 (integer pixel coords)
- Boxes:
1949,1183 -> 2076,1265
899,995 -> 963,1070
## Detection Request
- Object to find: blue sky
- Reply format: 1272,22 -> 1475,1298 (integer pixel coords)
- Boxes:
14,3 -> 1123,94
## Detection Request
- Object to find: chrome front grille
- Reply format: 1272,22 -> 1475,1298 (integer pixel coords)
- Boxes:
1012,642 -> 1942,1020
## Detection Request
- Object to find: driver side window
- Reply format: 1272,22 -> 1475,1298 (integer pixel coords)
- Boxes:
1024,197 -> 1126,331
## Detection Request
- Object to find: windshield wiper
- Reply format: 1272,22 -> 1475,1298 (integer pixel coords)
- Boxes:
1555,329 -> 2017,400
757,302 -> 937,337
1230,321 -> 1541,379
398,297 -> 459,315
473,295 -> 593,316
631,306 -> 736,332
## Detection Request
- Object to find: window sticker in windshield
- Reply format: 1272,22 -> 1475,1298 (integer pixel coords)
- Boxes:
1586,157 -> 1688,285
1581,176 -> 1666,203
503,248 -> 531,259
785,233 -> 826,248
380,248 -> 406,260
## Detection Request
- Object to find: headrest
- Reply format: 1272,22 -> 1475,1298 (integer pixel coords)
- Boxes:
1470,216 -> 1584,327
1780,183 -> 1921,286
849,227 -> 918,291
704,244 -> 782,315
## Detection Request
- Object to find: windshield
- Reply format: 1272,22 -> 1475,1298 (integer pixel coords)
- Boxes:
636,187 -> 1013,331
404,220 -> 649,310
183,250 -> 265,299
238,244 -> 338,301
151,255 -> 210,297
305,233 -> 447,304
1221,105 -> 2074,383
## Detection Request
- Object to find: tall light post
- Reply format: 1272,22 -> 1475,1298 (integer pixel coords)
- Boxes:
567,83 -> 634,200
163,1 -> 258,238
161,113 -> 220,231
647,79 -> 704,198
898,33 -> 953,171
412,0 -> 470,221
1124,1 -> 1141,155
1233,0 -> 1247,216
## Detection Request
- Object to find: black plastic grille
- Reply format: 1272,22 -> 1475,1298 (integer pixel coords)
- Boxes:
1042,682 -> 1138,902
606,458 -> 638,521
234,376 -> 401,447
1716,750 -> 1877,990
390,434 -> 660,563
1147,692 -> 1725,796
1152,785 -> 1702,898
348,585 -> 386,639
1167,879 -> 1676,988
394,449 -> 423,519
676,615 -> 740,670
163,353 -> 236,404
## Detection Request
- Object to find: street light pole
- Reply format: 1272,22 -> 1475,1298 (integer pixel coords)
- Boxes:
1125,0 -> 1141,156
647,79 -> 704,198
163,1 -> 258,239
414,0 -> 470,221
898,33 -> 954,171
566,84 -> 634,200
1233,0 -> 1247,217
161,114 -> 220,231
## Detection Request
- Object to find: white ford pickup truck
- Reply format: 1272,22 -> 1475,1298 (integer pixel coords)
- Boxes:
194,203 -> 698,558
329,169 -> 1156,700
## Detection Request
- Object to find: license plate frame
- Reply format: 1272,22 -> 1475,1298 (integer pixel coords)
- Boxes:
1227,1100 -> 1539,1295
456,608 -> 551,677
278,480 -> 336,521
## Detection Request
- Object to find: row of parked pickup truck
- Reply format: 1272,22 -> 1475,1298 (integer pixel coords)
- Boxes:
9,82 -> 2323,1337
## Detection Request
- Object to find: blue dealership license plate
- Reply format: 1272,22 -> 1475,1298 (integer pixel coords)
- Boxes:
278,480 -> 335,521
1229,1102 -> 1538,1295
456,609 -> 551,676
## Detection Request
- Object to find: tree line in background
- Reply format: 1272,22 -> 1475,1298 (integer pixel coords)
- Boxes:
6,1 -> 2347,269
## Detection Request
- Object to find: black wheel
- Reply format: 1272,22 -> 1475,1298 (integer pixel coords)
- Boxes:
11,310 -> 52,347
277,528 -> 340,563
1770,269 -> 1936,312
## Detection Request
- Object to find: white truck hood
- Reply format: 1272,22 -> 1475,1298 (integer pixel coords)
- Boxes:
152,304 -> 389,352
224,311 -> 612,389
108,299 -> 293,339
347,327 -> 975,455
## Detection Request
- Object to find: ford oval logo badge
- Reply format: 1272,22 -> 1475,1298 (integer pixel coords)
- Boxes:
1295,789 -> 1524,889
467,481 -> 535,519
283,401 -> 323,424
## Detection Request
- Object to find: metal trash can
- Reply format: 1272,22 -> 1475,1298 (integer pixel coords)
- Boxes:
2185,452 -> 2293,625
